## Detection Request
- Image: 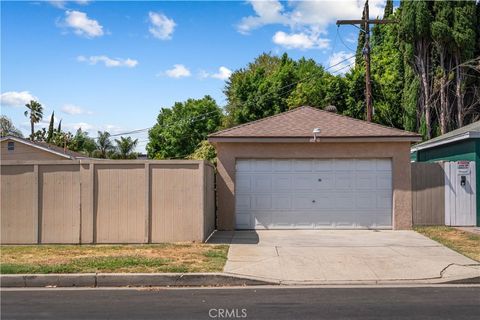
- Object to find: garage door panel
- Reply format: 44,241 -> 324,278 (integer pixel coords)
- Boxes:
293,160 -> 313,172
235,213 -> 251,229
253,196 -> 272,209
235,195 -> 251,210
236,160 -> 252,172
376,191 -> 393,209
376,174 -> 392,189
356,192 -> 377,209
272,176 -> 291,192
292,195 -> 317,210
356,173 -> 377,189
314,159 -> 334,171
293,176 -> 315,190
376,159 -> 392,171
235,159 -> 392,230
272,196 -> 291,210
254,159 -> 272,172
313,173 -> 334,189
334,159 -> 355,171
254,176 -> 272,192
335,173 -> 355,189
273,159 -> 292,172
236,176 -> 252,193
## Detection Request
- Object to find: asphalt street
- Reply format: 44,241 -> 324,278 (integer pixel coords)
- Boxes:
2,286 -> 480,320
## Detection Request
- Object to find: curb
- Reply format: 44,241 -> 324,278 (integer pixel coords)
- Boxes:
0,273 -> 275,288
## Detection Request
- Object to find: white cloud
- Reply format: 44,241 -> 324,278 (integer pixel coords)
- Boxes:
237,0 -> 288,34
328,51 -> 355,74
61,104 -> 93,115
148,12 -> 176,40
66,122 -> 94,132
0,91 -> 38,107
63,10 -> 104,38
77,55 -> 138,68
200,66 -> 232,80
162,64 -> 191,78
238,0 -> 385,50
211,66 -> 232,80
48,1 -> 90,9
272,31 -> 329,50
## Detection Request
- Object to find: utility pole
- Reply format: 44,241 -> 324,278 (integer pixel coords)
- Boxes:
336,0 -> 396,122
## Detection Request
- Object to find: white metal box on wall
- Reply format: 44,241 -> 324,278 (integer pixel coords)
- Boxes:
444,161 -> 476,226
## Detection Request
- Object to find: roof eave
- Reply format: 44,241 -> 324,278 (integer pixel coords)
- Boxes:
1,136 -> 74,159
209,136 -> 422,143
411,131 -> 480,152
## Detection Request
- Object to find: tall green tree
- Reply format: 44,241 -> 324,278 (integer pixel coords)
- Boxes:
147,95 -> 222,159
46,111 -> 55,143
113,136 -> 138,159
94,131 -> 114,159
24,100 -> 43,140
452,1 -> 478,127
68,128 -> 96,156
399,0 -> 434,138
0,116 -> 23,137
431,1 -> 454,134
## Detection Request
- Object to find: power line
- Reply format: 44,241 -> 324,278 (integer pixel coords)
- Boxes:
337,28 -> 357,52
86,53 -> 355,144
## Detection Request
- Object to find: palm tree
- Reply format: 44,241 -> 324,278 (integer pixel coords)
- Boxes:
24,100 -> 43,140
95,131 -> 114,158
114,136 -> 138,159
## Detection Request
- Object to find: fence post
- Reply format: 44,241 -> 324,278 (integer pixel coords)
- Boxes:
145,162 -> 151,243
33,164 -> 40,244
90,163 -> 96,244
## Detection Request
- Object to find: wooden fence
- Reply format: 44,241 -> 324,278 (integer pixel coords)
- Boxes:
411,162 -> 445,226
1,160 -> 215,244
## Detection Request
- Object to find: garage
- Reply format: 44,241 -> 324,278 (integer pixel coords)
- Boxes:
208,106 -> 421,230
235,158 -> 392,229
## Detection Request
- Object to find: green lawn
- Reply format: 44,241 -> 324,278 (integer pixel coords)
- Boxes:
415,226 -> 480,262
0,243 -> 229,274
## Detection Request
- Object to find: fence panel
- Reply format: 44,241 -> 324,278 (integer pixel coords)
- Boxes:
95,164 -> 146,243
0,165 -> 37,244
150,163 -> 202,242
412,162 -> 445,226
0,160 -> 215,244
39,164 -> 81,243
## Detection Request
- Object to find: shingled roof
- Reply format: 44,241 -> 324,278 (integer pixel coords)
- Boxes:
209,106 -> 421,142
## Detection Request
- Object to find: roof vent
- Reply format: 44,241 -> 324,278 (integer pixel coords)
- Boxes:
324,105 -> 338,113
311,128 -> 321,142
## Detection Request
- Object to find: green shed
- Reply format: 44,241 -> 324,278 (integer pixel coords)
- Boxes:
411,121 -> 480,226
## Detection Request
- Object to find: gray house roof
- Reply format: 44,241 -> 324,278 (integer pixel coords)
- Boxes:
411,121 -> 480,152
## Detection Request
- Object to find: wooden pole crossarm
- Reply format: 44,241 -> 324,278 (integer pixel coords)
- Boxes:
336,19 -> 397,25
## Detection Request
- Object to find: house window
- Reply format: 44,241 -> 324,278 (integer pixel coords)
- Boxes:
7,141 -> 15,152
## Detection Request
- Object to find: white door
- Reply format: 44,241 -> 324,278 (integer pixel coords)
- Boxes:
235,159 -> 392,229
445,161 -> 476,226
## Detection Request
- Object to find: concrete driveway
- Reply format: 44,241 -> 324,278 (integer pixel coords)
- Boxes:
209,230 -> 480,284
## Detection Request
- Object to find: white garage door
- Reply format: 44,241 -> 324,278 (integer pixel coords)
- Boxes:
235,159 -> 392,229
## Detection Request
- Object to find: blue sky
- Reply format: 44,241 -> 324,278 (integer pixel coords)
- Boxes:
1,0 -> 388,151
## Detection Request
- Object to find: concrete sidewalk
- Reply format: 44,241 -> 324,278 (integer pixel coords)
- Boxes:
209,230 -> 480,285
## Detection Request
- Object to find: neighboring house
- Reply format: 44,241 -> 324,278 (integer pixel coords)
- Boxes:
208,106 -> 421,231
411,121 -> 480,227
0,136 -> 89,161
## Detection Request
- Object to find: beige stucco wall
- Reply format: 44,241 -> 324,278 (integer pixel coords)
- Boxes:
213,142 -> 413,230
1,140 -> 66,161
